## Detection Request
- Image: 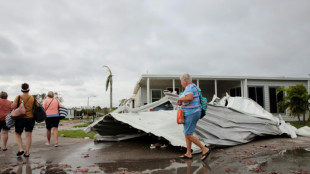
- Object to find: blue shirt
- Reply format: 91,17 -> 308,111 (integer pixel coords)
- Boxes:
180,83 -> 201,116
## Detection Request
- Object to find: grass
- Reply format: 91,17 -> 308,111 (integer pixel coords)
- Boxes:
58,130 -> 96,139
287,121 -> 310,129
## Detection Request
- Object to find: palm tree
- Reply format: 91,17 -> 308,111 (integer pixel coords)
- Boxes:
103,65 -> 113,110
277,84 -> 310,123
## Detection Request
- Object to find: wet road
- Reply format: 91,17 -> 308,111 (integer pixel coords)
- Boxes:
1,126 -> 310,173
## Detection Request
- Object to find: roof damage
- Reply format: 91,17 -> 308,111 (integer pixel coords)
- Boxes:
85,92 -> 306,153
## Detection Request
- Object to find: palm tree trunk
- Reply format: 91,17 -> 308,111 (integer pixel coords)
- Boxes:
297,114 -> 301,122
303,112 -> 306,124
110,83 -> 112,110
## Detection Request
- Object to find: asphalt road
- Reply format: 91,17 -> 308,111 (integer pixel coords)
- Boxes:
1,121 -> 310,174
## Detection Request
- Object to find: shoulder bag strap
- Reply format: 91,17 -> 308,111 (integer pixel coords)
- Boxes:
194,85 -> 203,106
17,96 -> 21,107
17,95 -> 30,105
46,99 -> 54,111
24,96 -> 31,105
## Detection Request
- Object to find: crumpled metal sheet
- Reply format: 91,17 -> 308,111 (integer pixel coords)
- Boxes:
85,93 -> 297,151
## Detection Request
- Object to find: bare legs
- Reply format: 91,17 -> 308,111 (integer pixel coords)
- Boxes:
25,132 -> 32,156
15,132 -> 23,152
184,135 -> 209,160
53,128 -> 59,145
46,129 -> 51,145
46,127 -> 58,146
15,132 -> 32,155
1,130 -> 8,150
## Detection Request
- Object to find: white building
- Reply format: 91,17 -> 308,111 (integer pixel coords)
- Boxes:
132,74 -> 310,121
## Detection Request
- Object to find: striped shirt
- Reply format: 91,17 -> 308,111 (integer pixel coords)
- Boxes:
180,83 -> 201,115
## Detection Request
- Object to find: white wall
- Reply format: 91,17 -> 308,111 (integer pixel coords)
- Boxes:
134,88 -> 142,108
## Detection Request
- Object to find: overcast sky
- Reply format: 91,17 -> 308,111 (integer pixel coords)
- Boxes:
1,0 -> 310,108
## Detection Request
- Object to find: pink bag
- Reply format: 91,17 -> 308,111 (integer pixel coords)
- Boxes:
11,96 -> 27,120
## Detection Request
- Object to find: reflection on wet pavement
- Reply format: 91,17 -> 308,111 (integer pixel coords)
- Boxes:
261,148 -> 310,173
2,141 -> 310,174
208,148 -> 310,173
97,159 -> 210,174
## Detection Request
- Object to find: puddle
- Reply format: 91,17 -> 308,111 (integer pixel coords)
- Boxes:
97,159 -> 209,174
208,148 -> 310,173
260,148 -> 310,173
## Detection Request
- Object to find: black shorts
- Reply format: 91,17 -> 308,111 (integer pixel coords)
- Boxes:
45,117 -> 60,130
15,118 -> 35,133
0,121 -> 10,131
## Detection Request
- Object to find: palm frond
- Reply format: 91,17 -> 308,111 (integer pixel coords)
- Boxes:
103,65 -> 112,75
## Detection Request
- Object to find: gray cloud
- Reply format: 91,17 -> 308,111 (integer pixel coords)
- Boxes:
1,0 -> 310,107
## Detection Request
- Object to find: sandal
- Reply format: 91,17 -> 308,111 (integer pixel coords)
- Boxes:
24,153 -> 30,158
179,155 -> 192,159
201,148 -> 211,161
2,148 -> 8,151
16,151 -> 24,156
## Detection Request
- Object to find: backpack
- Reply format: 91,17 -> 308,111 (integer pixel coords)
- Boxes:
196,87 -> 208,119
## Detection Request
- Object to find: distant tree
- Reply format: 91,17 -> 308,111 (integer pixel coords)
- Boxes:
54,92 -> 63,103
33,92 -> 63,104
95,106 -> 101,111
103,65 -> 113,110
277,84 -> 310,123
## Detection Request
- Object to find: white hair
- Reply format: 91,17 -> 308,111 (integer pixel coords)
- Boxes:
180,73 -> 192,82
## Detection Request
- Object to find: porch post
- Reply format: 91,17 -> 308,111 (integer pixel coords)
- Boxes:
214,80 -> 217,96
241,80 -> 244,97
147,77 -> 150,104
244,79 -> 248,97
197,79 -> 199,88
173,79 -> 175,93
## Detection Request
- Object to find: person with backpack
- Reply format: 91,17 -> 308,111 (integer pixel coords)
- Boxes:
178,73 -> 211,161
11,83 -> 38,157
43,91 -> 61,147
0,91 -> 11,151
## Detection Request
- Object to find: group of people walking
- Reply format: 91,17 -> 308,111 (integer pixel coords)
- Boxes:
0,83 -> 62,158
1,75 -> 210,161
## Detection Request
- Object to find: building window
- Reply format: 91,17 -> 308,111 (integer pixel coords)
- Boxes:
248,86 -> 264,107
151,89 -> 162,102
269,87 -> 284,113
230,87 -> 241,97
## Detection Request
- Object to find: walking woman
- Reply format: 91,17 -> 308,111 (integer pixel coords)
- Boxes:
178,74 -> 211,161
0,91 -> 11,151
11,83 -> 37,157
43,91 -> 61,147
